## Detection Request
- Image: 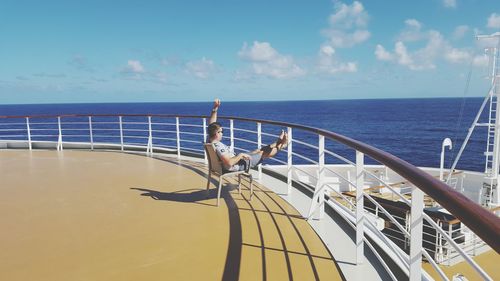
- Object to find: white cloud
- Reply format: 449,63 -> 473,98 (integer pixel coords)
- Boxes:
453,25 -> 469,40
238,41 -> 278,61
375,22 -> 480,70
317,44 -> 357,74
445,48 -> 472,63
375,44 -> 393,61
122,60 -> 145,73
321,1 -> 370,48
394,42 -> 415,67
487,13 -> 500,28
238,41 -> 305,79
443,0 -> 456,8
185,57 -> 216,79
328,1 -> 368,29
405,19 -> 422,30
473,54 -> 489,67
398,19 -> 425,42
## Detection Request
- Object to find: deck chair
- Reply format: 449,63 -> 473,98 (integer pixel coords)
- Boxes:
204,143 -> 253,206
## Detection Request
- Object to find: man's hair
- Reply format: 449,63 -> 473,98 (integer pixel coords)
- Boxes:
208,122 -> 222,138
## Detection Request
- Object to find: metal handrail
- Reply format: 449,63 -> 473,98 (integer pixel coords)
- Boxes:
1,113 -> 499,280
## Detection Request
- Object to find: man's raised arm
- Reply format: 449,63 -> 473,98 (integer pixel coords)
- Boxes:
209,98 -> 221,124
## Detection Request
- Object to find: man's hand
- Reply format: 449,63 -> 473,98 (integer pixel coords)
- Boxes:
239,153 -> 251,160
213,98 -> 221,110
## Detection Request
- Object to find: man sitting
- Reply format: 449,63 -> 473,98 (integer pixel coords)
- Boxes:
207,98 -> 288,172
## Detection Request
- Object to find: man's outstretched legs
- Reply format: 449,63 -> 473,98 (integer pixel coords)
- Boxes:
250,130 -> 288,160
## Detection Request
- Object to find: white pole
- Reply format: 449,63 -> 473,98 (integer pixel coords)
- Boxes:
409,187 -> 424,281
176,117 -> 180,159
287,127 -> 293,194
203,118 -> 207,164
89,116 -> 94,151
147,116 -> 153,156
230,119 -> 234,151
440,138 -> 452,181
356,151 -> 364,265
318,135 -> 325,219
119,116 -> 124,151
57,116 -> 63,151
257,122 -> 262,181
26,117 -> 32,150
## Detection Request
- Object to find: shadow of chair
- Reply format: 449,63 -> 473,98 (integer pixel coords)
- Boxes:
204,143 -> 253,206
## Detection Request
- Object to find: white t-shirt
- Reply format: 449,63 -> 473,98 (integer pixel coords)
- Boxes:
213,141 -> 238,171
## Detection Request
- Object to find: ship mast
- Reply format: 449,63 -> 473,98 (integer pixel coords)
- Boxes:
446,32 -> 500,207
481,32 -> 500,207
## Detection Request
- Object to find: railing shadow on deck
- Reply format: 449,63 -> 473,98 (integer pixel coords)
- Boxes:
130,157 -> 345,281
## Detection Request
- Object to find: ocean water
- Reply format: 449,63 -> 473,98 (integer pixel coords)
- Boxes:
0,98 -> 490,172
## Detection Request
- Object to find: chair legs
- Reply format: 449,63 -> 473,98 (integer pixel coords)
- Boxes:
214,173 -> 253,207
217,176 -> 223,206
206,171 -> 211,191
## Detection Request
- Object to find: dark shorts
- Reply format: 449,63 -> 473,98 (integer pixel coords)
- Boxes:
232,153 -> 263,172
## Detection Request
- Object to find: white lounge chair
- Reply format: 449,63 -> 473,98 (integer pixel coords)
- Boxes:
203,143 -> 253,206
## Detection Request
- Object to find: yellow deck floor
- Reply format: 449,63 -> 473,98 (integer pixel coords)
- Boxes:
0,150 -> 344,281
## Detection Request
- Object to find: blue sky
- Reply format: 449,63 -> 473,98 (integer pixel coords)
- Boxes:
1,0 -> 499,104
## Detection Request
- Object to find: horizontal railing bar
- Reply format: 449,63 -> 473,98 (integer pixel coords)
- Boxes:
59,122 -> 89,125
122,129 -> 149,132
292,138 -> 319,150
179,123 -> 203,128
232,137 -> 258,145
124,136 -> 149,140
150,122 -> 176,126
179,131 -> 202,136
232,127 -> 257,134
152,129 -> 177,134
88,128 -> 119,131
152,137 -> 178,142
0,129 -> 27,131
260,131 -> 279,138
265,157 -> 288,165
291,151 -> 318,165
324,149 -> 355,166
180,139 -> 202,144
121,122 -> 148,125
0,123 -> 26,126
180,146 -> 204,153
59,128 -> 90,131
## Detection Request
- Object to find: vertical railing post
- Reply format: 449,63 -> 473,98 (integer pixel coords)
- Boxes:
26,117 -> 32,150
230,119 -> 234,151
257,122 -> 262,181
355,150 -> 364,265
176,117 -> 181,159
409,186 -> 424,281
287,127 -> 293,194
57,116 -> 63,151
89,116 -> 94,151
147,116 -> 153,157
318,135 -> 325,219
119,116 -> 124,151
306,135 -> 326,221
203,118 -> 207,164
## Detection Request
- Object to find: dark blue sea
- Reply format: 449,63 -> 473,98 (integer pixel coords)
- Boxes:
0,98 -> 490,172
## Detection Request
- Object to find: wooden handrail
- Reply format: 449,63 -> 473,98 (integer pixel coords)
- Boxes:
1,113 -> 499,252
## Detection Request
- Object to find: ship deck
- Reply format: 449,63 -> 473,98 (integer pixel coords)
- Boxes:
0,150 -> 344,281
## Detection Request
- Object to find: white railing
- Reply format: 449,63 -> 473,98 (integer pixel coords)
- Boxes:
0,114 -> 498,281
